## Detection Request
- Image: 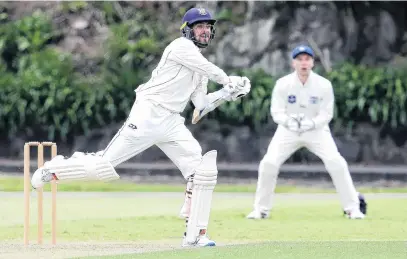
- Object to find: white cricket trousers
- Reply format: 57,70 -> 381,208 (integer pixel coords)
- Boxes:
254,126 -> 360,212
101,98 -> 203,179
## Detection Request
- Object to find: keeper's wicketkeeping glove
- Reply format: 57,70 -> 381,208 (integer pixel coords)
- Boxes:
285,116 -> 301,132
299,118 -> 315,133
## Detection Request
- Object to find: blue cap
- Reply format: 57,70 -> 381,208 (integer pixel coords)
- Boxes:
292,45 -> 314,59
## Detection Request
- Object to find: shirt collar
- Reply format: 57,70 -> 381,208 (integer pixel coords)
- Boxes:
293,70 -> 314,87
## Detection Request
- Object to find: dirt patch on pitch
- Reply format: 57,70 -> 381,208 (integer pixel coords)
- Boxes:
0,241 -> 184,259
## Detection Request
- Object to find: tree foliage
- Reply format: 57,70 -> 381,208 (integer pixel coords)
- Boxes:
0,8 -> 405,142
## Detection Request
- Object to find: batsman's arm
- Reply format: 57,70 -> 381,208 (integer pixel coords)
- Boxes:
312,81 -> 334,129
270,80 -> 291,126
169,40 -> 230,86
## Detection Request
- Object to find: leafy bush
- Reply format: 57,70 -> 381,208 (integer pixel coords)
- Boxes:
0,10 -> 55,71
1,9 -> 407,144
0,9 -> 169,141
326,63 -> 407,130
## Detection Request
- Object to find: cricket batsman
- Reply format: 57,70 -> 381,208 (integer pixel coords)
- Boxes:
31,7 -> 251,247
246,45 -> 367,220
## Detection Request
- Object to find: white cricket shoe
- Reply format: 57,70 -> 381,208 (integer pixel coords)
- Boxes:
246,210 -> 269,219
31,168 -> 55,189
345,209 -> 365,219
182,235 -> 216,247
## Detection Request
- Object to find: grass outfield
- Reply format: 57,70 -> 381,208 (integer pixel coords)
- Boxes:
1,176 -> 407,193
83,242 -> 407,259
1,189 -> 406,258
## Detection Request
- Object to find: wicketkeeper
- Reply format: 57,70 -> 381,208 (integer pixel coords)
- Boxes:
246,45 -> 367,220
31,7 -> 251,247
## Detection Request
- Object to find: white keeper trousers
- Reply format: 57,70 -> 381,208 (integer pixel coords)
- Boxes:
254,125 -> 360,213
100,98 -> 203,179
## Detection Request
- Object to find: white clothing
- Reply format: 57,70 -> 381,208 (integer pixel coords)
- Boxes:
101,99 -> 202,178
271,71 -> 334,131
101,37 -> 230,179
136,37 -> 229,113
253,71 -> 360,213
31,36 -> 229,248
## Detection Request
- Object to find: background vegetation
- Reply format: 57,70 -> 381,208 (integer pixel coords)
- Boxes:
1,3 -> 406,145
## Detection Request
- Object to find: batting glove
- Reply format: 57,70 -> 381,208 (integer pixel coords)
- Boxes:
223,76 -> 251,101
223,76 -> 246,92
230,76 -> 251,101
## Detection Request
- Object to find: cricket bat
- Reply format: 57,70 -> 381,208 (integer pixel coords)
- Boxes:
191,98 -> 227,124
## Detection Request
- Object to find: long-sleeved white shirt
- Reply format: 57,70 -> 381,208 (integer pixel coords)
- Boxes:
271,71 -> 334,130
135,37 -> 229,113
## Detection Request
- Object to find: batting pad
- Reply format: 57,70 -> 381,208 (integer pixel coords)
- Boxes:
43,152 -> 120,182
185,150 -> 218,244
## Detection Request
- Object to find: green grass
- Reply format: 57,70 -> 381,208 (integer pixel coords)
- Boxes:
1,176 -> 407,193
8,197 -> 406,242
84,242 -> 407,259
1,190 -> 406,258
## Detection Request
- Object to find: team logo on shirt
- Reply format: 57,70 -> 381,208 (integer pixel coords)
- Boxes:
288,95 -> 297,103
288,95 -> 296,104
309,96 -> 319,104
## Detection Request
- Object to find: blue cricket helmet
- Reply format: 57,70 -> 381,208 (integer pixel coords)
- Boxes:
180,7 -> 217,48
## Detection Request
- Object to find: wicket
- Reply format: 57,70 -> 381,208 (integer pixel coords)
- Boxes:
23,141 -> 58,246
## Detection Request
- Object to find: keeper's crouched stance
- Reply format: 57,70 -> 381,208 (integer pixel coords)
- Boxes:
31,7 -> 251,247
246,45 -> 367,221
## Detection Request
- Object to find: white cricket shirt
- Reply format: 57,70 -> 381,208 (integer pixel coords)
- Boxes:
271,71 -> 335,130
135,37 -> 229,113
